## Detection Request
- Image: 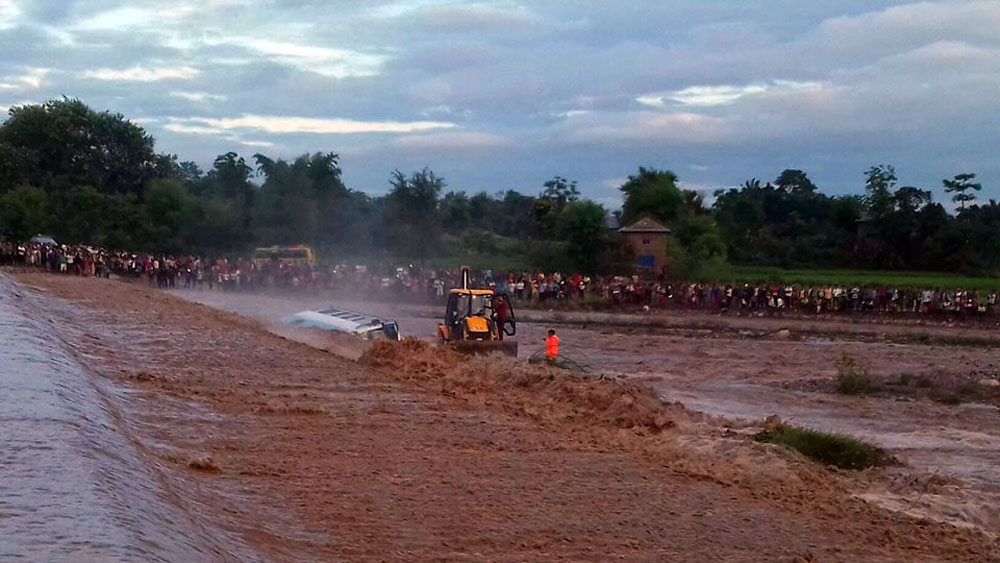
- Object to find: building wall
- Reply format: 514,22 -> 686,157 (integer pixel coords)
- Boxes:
624,232 -> 668,272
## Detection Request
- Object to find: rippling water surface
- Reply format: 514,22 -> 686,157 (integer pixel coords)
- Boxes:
0,275 -> 244,561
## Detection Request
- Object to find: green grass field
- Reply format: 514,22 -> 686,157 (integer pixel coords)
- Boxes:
697,264 -> 1000,290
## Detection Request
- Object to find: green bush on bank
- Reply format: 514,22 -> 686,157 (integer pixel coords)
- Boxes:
755,422 -> 884,470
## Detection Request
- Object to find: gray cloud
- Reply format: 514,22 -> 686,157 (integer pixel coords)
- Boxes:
0,0 -> 997,203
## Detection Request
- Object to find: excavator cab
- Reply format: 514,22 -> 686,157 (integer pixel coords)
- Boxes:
437,268 -> 517,356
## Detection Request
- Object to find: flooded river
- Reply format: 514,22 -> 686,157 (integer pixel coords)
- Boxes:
0,275 -> 252,561
174,288 -> 1000,532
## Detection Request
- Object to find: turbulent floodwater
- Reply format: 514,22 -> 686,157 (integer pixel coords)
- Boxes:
0,275 -> 248,561
173,287 -> 1000,532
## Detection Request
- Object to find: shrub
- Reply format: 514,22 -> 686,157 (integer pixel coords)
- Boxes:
835,352 -> 876,395
755,422 -> 884,470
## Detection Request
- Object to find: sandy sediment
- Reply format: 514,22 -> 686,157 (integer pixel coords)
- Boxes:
11,271 -> 1000,562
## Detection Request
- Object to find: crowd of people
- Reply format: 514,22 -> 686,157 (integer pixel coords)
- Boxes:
4,239 -> 1000,318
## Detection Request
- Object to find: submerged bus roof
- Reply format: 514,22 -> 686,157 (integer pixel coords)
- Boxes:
282,307 -> 401,340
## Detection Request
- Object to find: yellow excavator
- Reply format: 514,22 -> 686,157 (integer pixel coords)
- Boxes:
437,267 -> 518,356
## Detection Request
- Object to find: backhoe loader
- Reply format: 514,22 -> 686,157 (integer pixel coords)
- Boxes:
437,267 -> 517,356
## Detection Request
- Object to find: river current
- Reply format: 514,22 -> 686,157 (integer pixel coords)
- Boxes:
0,274 -> 248,561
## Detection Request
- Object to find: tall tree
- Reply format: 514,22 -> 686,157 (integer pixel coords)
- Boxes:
211,152 -> 253,199
0,99 -> 163,196
774,169 -> 816,193
178,161 -> 204,184
494,190 -> 536,238
893,186 -> 932,215
541,176 -> 579,212
0,185 -> 49,241
468,192 -> 495,227
440,191 -> 471,232
864,164 -> 896,219
619,167 -> 690,225
383,168 -> 445,257
61,185 -> 107,245
143,179 -> 200,254
208,152 -> 255,229
250,151 -> 361,250
943,173 -> 982,211
561,200 -> 607,273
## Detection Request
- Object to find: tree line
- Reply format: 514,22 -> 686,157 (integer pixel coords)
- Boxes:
0,99 -> 993,276
712,166 -> 993,273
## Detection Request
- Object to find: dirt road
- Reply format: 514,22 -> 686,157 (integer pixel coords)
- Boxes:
11,273 -> 1000,561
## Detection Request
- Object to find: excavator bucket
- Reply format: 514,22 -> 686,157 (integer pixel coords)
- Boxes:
450,339 -> 519,357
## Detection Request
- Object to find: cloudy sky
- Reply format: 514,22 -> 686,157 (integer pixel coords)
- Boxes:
1,0 -> 998,207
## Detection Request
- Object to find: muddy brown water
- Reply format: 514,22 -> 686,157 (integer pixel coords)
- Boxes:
174,288 -> 1000,532
0,275 -> 259,561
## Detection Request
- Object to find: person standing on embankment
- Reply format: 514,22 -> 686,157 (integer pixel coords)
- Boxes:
545,329 -> 559,361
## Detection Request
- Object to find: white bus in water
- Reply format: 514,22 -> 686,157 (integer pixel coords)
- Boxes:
283,307 -> 402,341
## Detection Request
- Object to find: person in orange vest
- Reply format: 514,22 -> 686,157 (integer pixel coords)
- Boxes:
545,329 -> 559,361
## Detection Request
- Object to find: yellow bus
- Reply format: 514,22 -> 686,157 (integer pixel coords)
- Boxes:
252,245 -> 316,266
